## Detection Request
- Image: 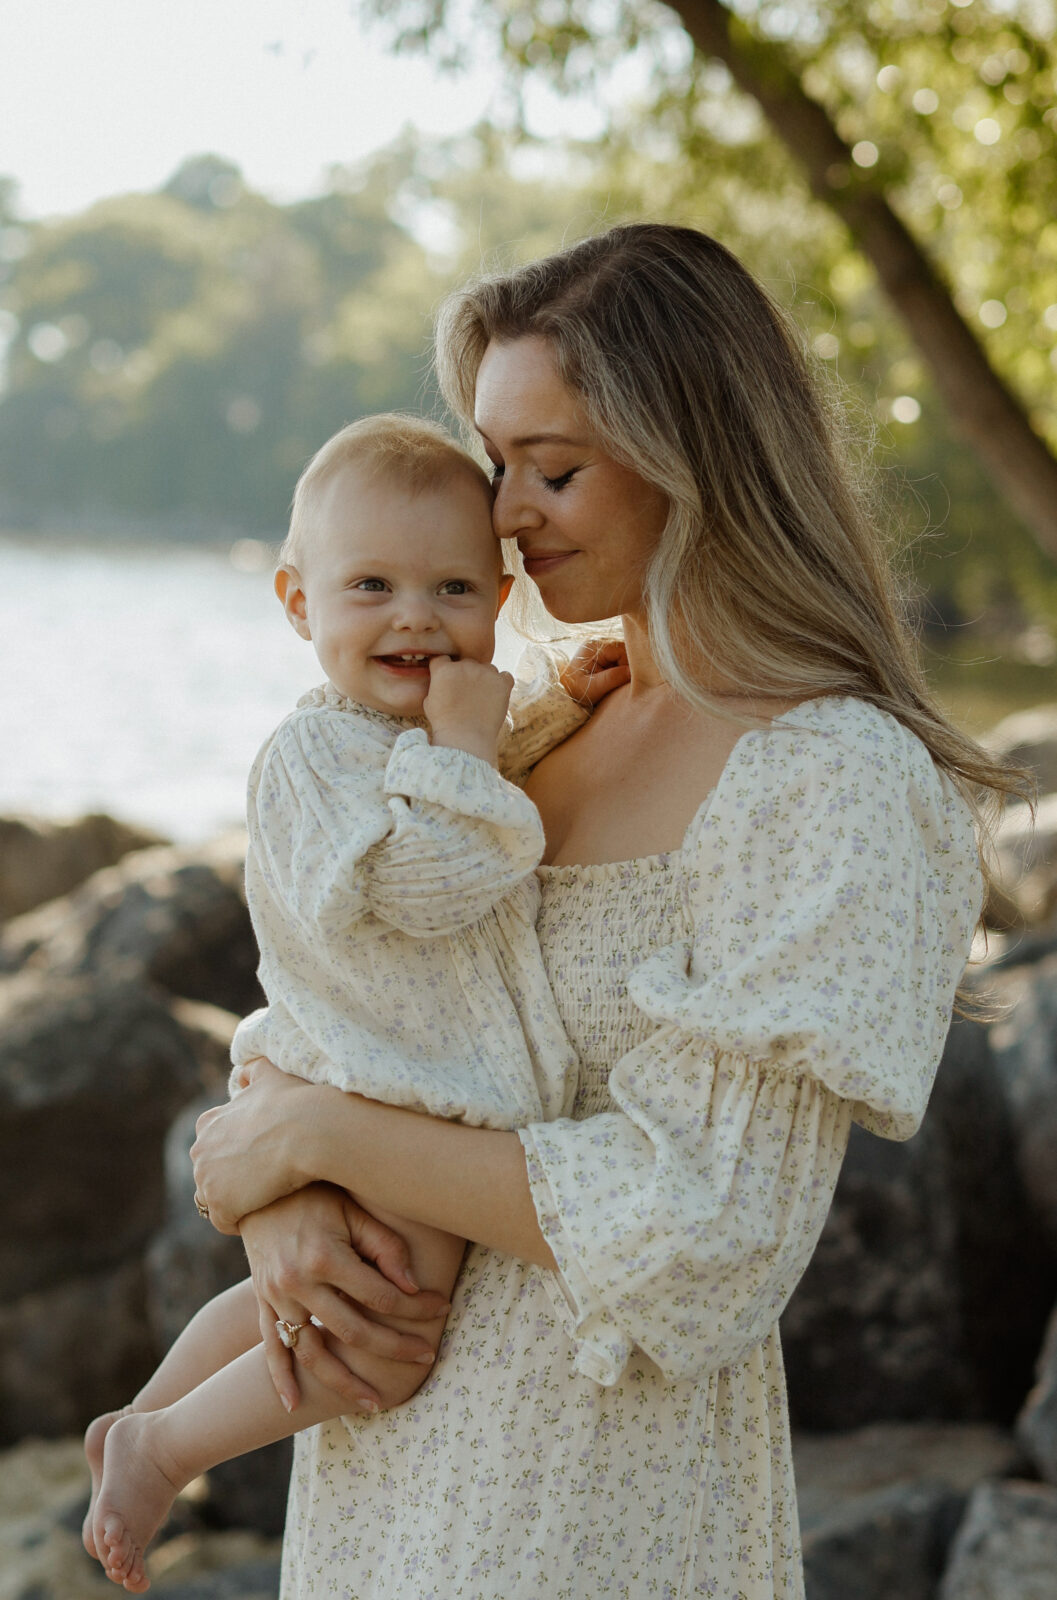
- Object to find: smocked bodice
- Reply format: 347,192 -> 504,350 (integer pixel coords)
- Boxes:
535,853 -> 691,1120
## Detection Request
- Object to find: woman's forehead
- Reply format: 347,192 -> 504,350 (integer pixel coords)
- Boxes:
474,337 -> 585,443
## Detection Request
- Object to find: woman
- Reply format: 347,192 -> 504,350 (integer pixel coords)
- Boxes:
192,224 -> 1012,1598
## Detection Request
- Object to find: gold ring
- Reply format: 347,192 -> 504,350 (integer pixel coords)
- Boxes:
194,1194 -> 210,1220
276,1318 -> 309,1350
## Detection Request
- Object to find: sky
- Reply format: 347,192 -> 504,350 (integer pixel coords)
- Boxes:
1,0 -> 611,221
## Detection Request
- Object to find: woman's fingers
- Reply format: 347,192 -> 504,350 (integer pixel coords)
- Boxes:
340,1197 -> 420,1295
289,1327 -> 382,1414
294,1285 -> 437,1366
259,1302 -> 303,1415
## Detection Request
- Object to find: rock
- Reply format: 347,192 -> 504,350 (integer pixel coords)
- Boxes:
984,795 -> 1057,931
0,812 -> 165,924
794,1421 -> 1024,1526
0,971 -> 204,1299
796,1423 -> 1023,1600
989,952 -> 1057,1246
802,1479 -> 964,1600
145,1094 -> 293,1539
0,832 -> 262,1017
783,1017 -> 1057,1429
1018,1301 -> 1057,1486
0,1260 -> 157,1446
938,1479 -> 1057,1599
988,703 -> 1057,796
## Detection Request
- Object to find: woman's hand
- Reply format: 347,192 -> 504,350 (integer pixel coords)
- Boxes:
191,1058 -> 345,1233
241,1183 -> 451,1413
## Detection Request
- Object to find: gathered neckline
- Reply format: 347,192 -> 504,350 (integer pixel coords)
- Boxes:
536,850 -> 678,882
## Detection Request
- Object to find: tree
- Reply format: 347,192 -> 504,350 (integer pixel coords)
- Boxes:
362,0 -> 1057,560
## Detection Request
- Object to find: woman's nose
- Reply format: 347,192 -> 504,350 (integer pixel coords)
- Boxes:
491,474 -> 542,541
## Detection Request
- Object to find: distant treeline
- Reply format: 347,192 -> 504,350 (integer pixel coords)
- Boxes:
0,134 -> 1054,637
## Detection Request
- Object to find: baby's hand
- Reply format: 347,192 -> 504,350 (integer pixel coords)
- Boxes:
560,638 -> 631,707
424,656 -> 514,766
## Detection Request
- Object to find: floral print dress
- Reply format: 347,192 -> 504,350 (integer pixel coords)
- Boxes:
279,695 -> 981,1600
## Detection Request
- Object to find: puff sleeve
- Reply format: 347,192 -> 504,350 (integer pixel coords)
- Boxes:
519,698 -> 981,1386
499,644 -> 591,787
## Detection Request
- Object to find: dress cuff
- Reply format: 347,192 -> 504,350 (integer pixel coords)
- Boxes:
519,1126 -> 633,1386
384,728 -> 543,837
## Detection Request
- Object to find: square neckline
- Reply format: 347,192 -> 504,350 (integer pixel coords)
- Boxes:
537,698 -> 825,874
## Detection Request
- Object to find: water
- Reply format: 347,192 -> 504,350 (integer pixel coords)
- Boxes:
4,534 -> 527,841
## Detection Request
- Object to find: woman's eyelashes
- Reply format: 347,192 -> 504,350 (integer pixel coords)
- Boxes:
488,461 -> 577,493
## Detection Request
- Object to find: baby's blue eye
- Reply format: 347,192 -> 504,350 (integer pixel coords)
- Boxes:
355,578 -> 388,592
439,580 -> 470,595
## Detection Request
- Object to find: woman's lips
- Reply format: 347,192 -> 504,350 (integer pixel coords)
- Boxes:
520,550 -> 574,578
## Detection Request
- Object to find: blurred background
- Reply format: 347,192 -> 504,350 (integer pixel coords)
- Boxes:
3,0 -> 1056,840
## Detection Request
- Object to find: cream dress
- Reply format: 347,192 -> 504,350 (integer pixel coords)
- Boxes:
279,695 -> 982,1600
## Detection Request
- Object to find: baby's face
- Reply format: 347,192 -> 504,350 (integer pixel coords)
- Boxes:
282,465 -> 503,716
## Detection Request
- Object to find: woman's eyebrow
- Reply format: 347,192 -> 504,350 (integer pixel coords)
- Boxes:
510,431 -> 587,448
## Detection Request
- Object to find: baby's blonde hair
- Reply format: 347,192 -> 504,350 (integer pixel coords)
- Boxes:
281,412 -> 495,570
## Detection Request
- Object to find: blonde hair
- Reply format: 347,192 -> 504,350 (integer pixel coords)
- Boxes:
282,412 -> 494,569
435,223 -> 1032,967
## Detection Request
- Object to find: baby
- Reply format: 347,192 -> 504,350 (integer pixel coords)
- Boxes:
82,414 -> 622,1591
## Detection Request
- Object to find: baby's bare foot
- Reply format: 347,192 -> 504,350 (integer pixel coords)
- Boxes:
82,1407 -> 132,1559
92,1411 -> 185,1593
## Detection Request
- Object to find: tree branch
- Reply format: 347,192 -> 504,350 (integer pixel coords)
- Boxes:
671,0 -> 1057,560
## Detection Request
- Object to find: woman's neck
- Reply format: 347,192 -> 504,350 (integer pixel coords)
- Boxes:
621,613 -> 667,694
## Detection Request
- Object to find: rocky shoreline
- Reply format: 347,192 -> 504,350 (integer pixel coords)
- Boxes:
3,705 -> 1057,1599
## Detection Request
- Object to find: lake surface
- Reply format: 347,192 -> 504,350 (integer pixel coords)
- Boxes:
3,535 -> 523,842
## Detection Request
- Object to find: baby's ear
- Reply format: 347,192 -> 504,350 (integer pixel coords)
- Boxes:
496,573 -> 515,614
275,565 -> 311,640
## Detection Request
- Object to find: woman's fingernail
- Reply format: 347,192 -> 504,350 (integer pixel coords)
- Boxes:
413,1351 -> 435,1365
281,1395 -> 293,1413
357,1398 -> 380,1415
403,1274 -> 420,1292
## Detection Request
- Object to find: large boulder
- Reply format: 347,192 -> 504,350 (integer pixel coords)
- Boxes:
0,970 -> 204,1298
0,832 -> 261,1017
0,812 -> 165,923
1017,1299 -> 1057,1487
938,1479 -> 1057,1600
797,1422 -> 1023,1600
0,1259 -> 156,1445
988,950 -> 1057,1246
988,703 -> 1057,797
782,1016 -> 1056,1429
0,971 -> 225,1437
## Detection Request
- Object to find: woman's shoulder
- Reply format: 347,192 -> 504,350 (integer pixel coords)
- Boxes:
686,693 -> 976,862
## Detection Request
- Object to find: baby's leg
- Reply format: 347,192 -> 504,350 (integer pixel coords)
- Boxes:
93,1220 -> 464,1591
93,1343 -> 356,1591
83,1279 -> 261,1560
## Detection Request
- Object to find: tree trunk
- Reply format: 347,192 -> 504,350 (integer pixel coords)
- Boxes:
672,0 -> 1057,562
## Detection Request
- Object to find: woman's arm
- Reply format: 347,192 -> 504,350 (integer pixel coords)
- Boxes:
192,1061 -> 556,1268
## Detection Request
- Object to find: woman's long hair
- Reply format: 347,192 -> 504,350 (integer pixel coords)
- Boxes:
435,224 -> 1031,953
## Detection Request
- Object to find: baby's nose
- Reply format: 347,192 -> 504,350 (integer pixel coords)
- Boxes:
393,593 -> 440,629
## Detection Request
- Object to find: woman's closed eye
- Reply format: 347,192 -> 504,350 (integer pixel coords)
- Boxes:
542,469 -> 576,492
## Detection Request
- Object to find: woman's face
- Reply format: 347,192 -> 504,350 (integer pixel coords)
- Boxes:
474,336 -> 669,625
